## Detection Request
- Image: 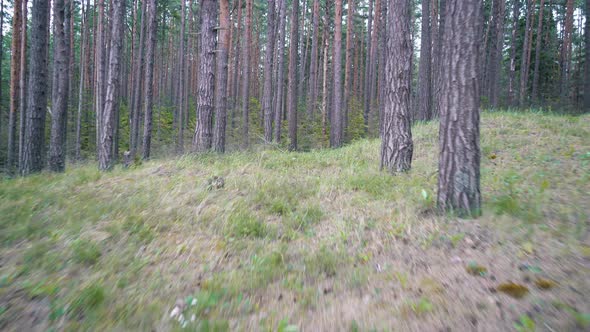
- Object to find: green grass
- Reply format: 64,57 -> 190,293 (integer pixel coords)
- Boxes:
0,111 -> 589,331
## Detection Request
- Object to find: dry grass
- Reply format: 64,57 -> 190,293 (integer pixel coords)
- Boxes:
1,111 -> 589,331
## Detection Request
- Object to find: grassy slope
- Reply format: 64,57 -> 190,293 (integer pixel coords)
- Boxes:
1,111 -> 589,331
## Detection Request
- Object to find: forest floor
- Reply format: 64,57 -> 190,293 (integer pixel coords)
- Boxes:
1,111 -> 589,331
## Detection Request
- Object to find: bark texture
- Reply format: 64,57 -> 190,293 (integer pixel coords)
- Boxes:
193,0 -> 216,152
437,0 -> 482,217
380,0 -> 413,174
7,0 -> 23,171
22,0 -> 50,175
141,0 -> 156,159
98,0 -> 125,170
213,0 -> 230,153
49,0 -> 71,172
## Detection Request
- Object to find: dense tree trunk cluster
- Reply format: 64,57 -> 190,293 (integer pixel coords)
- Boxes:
0,0 -> 588,216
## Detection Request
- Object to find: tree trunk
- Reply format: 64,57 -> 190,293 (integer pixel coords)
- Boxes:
343,0 -> 354,134
306,0 -> 320,118
321,23 -> 330,139
76,0 -> 90,161
519,0 -> 536,107
287,0 -> 299,150
380,0 -> 413,173
437,0 -> 482,217
213,0 -> 230,152
231,0 -> 243,112
531,0 -> 545,103
432,0 -> 446,117
98,0 -> 125,170
176,0 -> 187,154
331,0 -> 343,148
21,0 -> 50,175
7,0 -> 23,172
141,0 -> 156,159
18,0 -> 28,170
559,0 -> 574,103
507,0 -> 520,106
49,0 -> 71,172
416,0 -> 432,121
488,0 -> 505,108
241,0 -> 252,147
274,0 -> 287,142
130,0 -> 147,156
95,0 -> 106,156
262,0 -> 276,143
363,0 -> 374,129
193,0 -> 216,152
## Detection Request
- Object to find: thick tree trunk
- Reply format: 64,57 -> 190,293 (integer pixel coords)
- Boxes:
21,0 -> 50,175
7,0 -> 23,172
531,0 -> 545,103
380,0 -> 413,173
141,0 -> 156,159
49,0 -> 71,172
331,0 -> 343,147
287,0 -> 299,151
507,0 -> 520,106
241,0 -> 252,147
273,0 -> 287,142
416,0 -> 432,121
98,0 -> 125,170
437,0 -> 482,217
213,0 -> 230,152
262,0 -> 276,143
193,0 -> 216,152
306,0 -> 320,118
488,0 -> 505,108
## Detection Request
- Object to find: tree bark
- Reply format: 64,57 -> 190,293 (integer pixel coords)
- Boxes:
287,0 -> 299,151
95,0 -> 106,156
416,0 -> 432,121
49,0 -> 71,172
213,0 -> 230,152
21,0 -> 50,175
273,0 -> 287,142
380,0 -> 413,173
193,0 -> 216,152
7,0 -> 23,172
262,0 -> 276,143
18,0 -> 28,170
98,0 -> 125,170
331,0 -> 343,147
76,0 -> 90,161
141,0 -> 156,159
437,0 -> 482,217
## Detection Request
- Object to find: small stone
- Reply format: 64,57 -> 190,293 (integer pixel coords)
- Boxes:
170,306 -> 180,319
